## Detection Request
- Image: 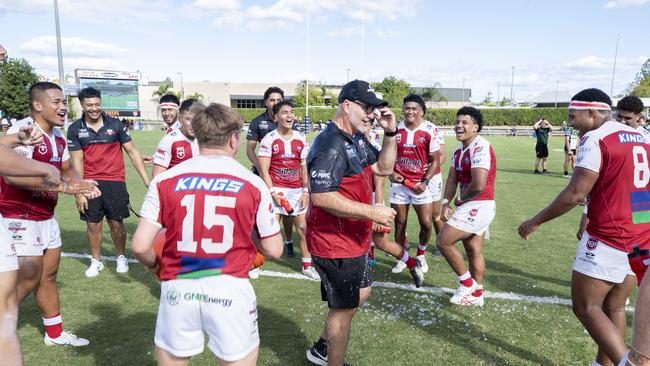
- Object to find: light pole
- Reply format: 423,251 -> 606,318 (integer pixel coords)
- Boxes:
177,72 -> 184,99
496,83 -> 500,107
510,66 -> 515,107
305,12 -> 310,124
360,11 -> 365,79
347,68 -> 351,83
53,0 -> 64,88
554,80 -> 559,108
610,33 -> 620,97
462,78 -> 466,105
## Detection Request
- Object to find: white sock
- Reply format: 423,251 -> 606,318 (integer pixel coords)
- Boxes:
399,251 -> 409,263
591,361 -> 602,366
458,271 -> 472,282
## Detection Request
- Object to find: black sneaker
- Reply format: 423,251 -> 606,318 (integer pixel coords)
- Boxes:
534,170 -> 541,174
306,338 -> 327,366
542,169 -> 548,174
409,264 -> 424,288
284,241 -> 295,258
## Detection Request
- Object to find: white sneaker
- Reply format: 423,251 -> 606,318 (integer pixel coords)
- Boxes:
459,293 -> 484,307
85,258 -> 104,278
302,266 -> 320,280
249,268 -> 260,279
450,281 -> 478,304
44,331 -> 90,347
116,255 -> 129,273
391,260 -> 407,273
416,255 -> 429,273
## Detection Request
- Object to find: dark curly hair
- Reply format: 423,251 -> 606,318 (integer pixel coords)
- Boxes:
571,88 -> 612,107
456,106 -> 484,132
272,100 -> 293,115
263,86 -> 284,101
403,93 -> 427,115
617,95 -> 644,114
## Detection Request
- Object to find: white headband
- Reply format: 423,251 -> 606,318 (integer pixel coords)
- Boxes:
160,102 -> 179,109
568,101 -> 611,111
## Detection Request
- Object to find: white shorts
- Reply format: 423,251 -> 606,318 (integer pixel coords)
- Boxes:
0,216 -> 18,273
447,200 -> 496,236
155,275 -> 259,361
428,174 -> 443,202
273,187 -> 307,216
572,232 -> 635,283
4,217 -> 62,256
389,183 -> 434,205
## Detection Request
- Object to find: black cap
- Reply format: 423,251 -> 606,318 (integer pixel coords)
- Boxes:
338,79 -> 388,107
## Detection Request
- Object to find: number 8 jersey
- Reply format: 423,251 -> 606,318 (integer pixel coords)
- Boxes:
576,121 -> 650,251
140,155 -> 280,280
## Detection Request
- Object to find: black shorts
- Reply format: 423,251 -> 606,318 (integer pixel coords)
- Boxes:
313,255 -> 372,309
81,180 -> 130,222
536,144 -> 549,158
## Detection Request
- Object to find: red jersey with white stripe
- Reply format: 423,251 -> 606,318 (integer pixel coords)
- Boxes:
394,121 -> 440,181
140,155 -> 280,280
0,119 -> 69,220
450,135 -> 496,204
368,129 -> 382,151
576,121 -> 650,252
257,130 -> 308,189
152,129 -> 199,169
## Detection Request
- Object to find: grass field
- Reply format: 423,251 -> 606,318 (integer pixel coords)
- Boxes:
18,130 -> 635,366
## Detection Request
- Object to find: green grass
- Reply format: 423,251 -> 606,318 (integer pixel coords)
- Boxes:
18,131 -> 632,365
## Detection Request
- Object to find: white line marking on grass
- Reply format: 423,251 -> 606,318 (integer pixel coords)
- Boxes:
62,253 -> 633,311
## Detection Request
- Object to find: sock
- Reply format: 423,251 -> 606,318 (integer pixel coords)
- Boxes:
564,171 -> 568,175
399,250 -> 417,268
471,284 -> 484,297
301,258 -> 311,270
43,313 -> 63,339
458,272 -> 474,287
416,243 -> 427,256
284,240 -> 293,245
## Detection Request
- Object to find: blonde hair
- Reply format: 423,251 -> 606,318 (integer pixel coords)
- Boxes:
191,103 -> 243,148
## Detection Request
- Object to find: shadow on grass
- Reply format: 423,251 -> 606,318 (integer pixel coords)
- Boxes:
258,305 -> 313,366
497,167 -> 568,179
485,258 -> 571,296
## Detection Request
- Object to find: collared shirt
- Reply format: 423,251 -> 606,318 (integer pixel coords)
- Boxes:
306,122 -> 379,259
67,113 -> 132,182
246,111 -> 300,142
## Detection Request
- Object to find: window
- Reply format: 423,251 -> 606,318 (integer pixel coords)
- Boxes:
235,99 -> 257,109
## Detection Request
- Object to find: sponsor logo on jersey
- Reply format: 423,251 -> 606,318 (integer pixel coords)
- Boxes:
469,208 -> 478,217
173,176 -> 244,193
311,170 -> 331,179
418,136 -> 426,144
396,134 -> 402,143
273,144 -> 279,154
37,144 -> 48,155
106,129 -> 115,136
78,129 -> 90,139
618,133 -> 645,144
473,146 -> 483,154
586,237 -> 598,251
176,146 -> 185,159
296,145 -> 303,152
183,292 -> 232,306
50,156 -> 62,163
167,287 -> 181,306
7,222 -> 25,233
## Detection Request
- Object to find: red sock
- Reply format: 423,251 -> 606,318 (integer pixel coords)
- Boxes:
416,244 -> 427,256
460,277 -> 474,287
302,258 -> 312,270
43,314 -> 63,338
368,245 -> 375,260
405,256 -> 417,268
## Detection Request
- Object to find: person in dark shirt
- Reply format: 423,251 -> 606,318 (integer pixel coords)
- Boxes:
305,80 -> 404,366
533,118 -> 552,174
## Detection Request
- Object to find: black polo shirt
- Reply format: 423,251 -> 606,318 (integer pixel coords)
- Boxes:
67,113 -> 132,182
306,122 -> 379,259
246,111 -> 300,142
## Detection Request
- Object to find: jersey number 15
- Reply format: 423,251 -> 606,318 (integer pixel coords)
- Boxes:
177,194 -> 235,254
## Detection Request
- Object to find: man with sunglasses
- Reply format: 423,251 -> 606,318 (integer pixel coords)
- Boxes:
616,96 -> 650,144
305,80 -> 399,366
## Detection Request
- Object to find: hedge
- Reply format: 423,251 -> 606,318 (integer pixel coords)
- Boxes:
235,107 -> 570,127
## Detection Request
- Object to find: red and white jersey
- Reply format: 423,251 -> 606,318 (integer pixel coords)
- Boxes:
258,130 -> 308,189
432,122 -> 445,175
450,135 -> 496,204
0,119 -> 69,221
140,155 -> 280,280
368,129 -> 383,151
152,129 -> 199,169
577,121 -> 650,252
394,121 -> 440,182
636,126 -> 650,144
166,120 -> 181,134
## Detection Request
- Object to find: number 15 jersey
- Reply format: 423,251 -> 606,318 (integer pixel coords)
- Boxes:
577,121 -> 650,251
140,155 -> 280,280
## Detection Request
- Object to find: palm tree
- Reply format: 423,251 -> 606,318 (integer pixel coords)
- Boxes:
152,77 -> 174,98
184,92 -> 203,102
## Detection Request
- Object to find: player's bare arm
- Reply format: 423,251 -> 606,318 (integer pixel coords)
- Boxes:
518,167 -> 599,239
311,191 -> 395,225
412,151 -> 440,194
0,125 -> 44,148
151,163 -> 166,178
257,156 -> 279,204
0,145 -> 61,188
441,165 -> 459,221
251,230 -> 283,259
132,218 -> 161,278
122,141 -> 150,187
456,167 -> 488,205
68,150 -> 89,213
299,161 -> 309,209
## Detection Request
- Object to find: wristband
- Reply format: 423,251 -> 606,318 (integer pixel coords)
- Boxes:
269,187 -> 277,195
421,178 -> 430,186
384,129 -> 397,137
302,187 -> 309,193
441,199 -> 449,205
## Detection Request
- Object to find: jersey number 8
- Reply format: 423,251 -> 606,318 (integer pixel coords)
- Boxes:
633,146 -> 650,189
177,194 -> 235,254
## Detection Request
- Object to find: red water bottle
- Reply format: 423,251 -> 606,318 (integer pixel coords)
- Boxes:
374,225 -> 392,233
628,244 -> 650,285
277,193 -> 294,215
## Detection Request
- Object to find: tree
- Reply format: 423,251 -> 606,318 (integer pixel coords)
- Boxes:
152,77 -> 174,98
0,58 -> 39,118
371,76 -> 413,109
421,84 -> 448,106
499,97 -> 513,106
67,95 -> 77,121
185,92 -> 203,102
481,91 -> 494,106
631,76 -> 650,97
626,58 -> 650,95
292,81 -> 330,107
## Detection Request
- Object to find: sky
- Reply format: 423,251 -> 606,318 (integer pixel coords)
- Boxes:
0,0 -> 649,103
